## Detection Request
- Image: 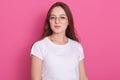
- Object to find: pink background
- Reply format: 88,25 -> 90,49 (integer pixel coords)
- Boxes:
0,0 -> 120,80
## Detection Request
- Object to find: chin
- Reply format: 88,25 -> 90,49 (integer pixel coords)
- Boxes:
52,30 -> 65,34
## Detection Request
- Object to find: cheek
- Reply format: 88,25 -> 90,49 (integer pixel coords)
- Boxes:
62,21 -> 69,28
49,22 -> 54,28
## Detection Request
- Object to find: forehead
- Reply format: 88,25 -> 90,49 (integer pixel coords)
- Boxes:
50,6 -> 66,16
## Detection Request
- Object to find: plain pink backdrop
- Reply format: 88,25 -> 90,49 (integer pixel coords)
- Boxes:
0,0 -> 120,80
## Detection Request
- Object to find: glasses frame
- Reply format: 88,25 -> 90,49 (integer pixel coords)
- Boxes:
49,15 -> 68,23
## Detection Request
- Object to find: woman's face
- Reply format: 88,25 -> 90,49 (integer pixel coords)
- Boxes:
49,6 -> 69,34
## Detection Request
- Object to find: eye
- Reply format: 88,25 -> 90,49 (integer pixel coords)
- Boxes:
60,16 -> 66,19
49,16 -> 56,20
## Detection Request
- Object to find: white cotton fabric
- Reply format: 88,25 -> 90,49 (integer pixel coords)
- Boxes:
31,37 -> 84,80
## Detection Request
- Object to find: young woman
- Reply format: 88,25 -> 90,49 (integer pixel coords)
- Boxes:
31,2 -> 88,80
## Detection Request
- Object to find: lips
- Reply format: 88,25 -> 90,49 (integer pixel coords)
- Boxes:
54,25 -> 61,29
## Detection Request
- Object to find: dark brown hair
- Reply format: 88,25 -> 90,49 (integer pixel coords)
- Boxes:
41,2 -> 79,42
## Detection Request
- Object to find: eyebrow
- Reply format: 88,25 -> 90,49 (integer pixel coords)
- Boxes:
50,14 -> 66,16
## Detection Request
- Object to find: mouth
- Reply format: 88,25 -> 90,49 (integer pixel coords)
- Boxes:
54,25 -> 61,29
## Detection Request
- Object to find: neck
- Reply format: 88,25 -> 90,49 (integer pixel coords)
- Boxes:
48,34 -> 68,45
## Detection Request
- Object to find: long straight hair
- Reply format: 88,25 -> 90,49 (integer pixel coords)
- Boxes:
41,2 -> 80,42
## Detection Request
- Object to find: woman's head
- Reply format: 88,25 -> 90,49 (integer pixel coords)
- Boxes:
49,6 -> 69,35
41,2 -> 79,42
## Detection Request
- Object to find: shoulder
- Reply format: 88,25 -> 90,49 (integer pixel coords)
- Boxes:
69,39 -> 83,48
69,38 -> 85,60
31,37 -> 48,60
69,39 -> 84,52
31,37 -> 48,55
32,37 -> 47,47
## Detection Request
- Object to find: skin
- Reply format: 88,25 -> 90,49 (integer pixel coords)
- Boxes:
48,6 -> 69,45
31,6 -> 88,80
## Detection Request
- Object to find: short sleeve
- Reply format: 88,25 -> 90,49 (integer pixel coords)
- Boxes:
78,44 -> 85,61
30,41 -> 43,60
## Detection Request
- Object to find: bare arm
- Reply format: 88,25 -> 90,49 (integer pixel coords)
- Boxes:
31,55 -> 43,80
79,60 -> 88,80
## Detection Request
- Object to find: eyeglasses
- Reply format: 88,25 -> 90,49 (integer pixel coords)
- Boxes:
49,16 -> 68,23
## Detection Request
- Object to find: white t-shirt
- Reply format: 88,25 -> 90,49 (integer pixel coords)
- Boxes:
31,37 -> 84,80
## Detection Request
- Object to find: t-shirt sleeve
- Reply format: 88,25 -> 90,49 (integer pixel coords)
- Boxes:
78,44 -> 85,61
30,41 -> 43,60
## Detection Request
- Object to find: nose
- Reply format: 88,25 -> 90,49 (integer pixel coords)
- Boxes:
55,17 -> 60,24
